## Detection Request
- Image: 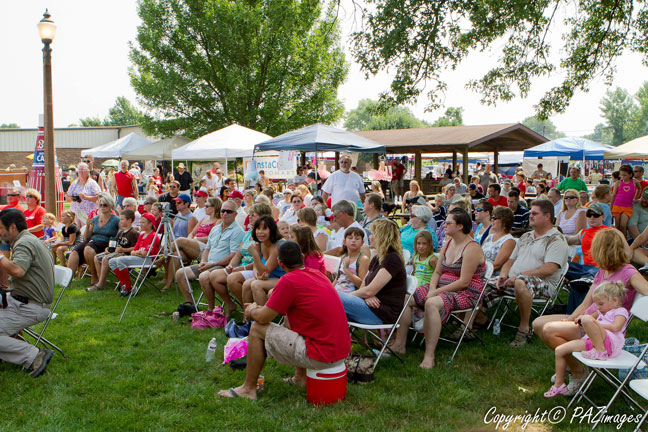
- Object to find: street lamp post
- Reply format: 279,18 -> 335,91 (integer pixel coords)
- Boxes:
38,9 -> 57,215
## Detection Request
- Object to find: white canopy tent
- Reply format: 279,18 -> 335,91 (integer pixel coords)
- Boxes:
81,133 -> 152,159
604,135 -> 648,159
171,124 -> 272,160
122,136 -> 191,160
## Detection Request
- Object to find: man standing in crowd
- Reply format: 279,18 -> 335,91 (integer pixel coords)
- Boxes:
113,159 -> 138,209
322,154 -> 365,207
391,158 -> 406,199
177,200 -> 243,306
634,165 -> 648,193
507,190 -> 530,233
531,163 -> 547,180
0,209 -> 55,377
496,200 -> 568,348
174,163 -> 194,195
548,188 -> 563,219
218,241 -> 350,400
479,163 -> 498,188
487,183 -> 508,207
557,167 -> 587,192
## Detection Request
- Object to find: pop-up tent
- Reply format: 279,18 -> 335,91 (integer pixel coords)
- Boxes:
604,135 -> 648,159
81,133 -> 152,159
171,124 -> 272,160
254,123 -> 385,153
123,136 -> 191,160
523,136 -> 612,160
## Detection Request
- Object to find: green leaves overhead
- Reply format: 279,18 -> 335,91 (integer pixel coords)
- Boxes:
350,0 -> 646,118
129,0 -> 348,138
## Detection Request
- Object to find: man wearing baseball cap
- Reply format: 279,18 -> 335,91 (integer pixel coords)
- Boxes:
468,183 -> 485,200
172,194 -> 196,239
174,163 -> 194,195
228,190 -> 247,228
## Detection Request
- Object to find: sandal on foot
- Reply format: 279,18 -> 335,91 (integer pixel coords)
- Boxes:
509,330 -> 532,348
544,384 -> 568,398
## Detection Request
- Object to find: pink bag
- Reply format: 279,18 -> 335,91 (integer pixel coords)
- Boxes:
191,307 -> 226,329
223,337 -> 248,364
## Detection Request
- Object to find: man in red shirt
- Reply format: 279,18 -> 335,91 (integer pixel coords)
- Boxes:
1,188 -> 24,212
391,159 -> 406,198
112,159 -> 138,209
634,165 -> 648,193
218,241 -> 350,400
488,183 -> 508,207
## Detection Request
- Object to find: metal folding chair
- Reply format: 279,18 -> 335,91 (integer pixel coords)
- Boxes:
348,275 -> 418,370
23,265 -> 73,358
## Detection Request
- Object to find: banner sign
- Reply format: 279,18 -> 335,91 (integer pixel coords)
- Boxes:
278,151 -> 298,171
28,116 -> 64,216
243,156 -> 296,180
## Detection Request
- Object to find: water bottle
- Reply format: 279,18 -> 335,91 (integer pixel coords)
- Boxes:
492,319 -> 501,336
205,337 -> 217,362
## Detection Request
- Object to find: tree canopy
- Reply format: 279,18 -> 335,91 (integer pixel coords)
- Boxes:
344,99 -> 430,131
78,97 -> 145,127
522,116 -> 565,140
431,107 -> 463,127
0,123 -> 19,129
129,0 -> 348,138
349,0 -> 648,119
585,82 -> 648,145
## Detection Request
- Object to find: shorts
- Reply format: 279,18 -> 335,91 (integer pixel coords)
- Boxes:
264,322 -> 343,370
612,205 -> 633,219
239,270 -> 254,280
583,331 -> 617,357
72,240 -> 109,265
189,263 -> 222,278
392,178 -> 404,188
482,275 -> 554,309
95,251 -> 126,262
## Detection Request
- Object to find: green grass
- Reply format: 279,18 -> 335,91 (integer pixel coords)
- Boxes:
3,276 -> 646,431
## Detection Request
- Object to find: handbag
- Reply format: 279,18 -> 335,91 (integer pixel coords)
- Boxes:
345,353 -> 375,384
190,307 -> 226,329
224,319 -> 252,338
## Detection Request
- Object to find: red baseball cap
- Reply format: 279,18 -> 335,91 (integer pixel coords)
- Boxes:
195,190 -> 208,198
141,213 -> 156,225
229,190 -> 244,200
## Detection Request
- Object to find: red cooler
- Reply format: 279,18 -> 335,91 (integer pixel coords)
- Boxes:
306,362 -> 347,406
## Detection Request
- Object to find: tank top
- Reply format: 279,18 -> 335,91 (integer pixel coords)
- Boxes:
259,240 -> 286,279
335,253 -> 364,293
614,179 -> 636,207
482,233 -> 515,275
413,253 -> 435,287
558,208 -> 586,235
240,231 -> 255,266
195,221 -> 215,238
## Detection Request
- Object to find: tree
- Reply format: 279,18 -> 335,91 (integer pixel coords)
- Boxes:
104,96 -> 146,126
600,87 -> 637,146
344,99 -> 429,131
349,1 -> 648,118
0,123 -> 19,128
431,107 -> 463,127
129,0 -> 348,138
584,123 -> 613,145
522,116 -> 565,140
79,117 -> 103,127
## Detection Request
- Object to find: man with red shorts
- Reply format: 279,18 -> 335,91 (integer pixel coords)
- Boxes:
218,241 -> 350,400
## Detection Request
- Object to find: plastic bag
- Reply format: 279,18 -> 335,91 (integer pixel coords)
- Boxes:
223,337 -> 248,364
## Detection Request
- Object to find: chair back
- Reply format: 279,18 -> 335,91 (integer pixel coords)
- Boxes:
323,254 -> 342,275
54,265 -> 73,288
402,249 -> 411,265
406,275 -> 418,295
483,261 -> 494,282
631,294 -> 648,322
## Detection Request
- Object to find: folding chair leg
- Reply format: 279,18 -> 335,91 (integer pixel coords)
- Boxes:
23,328 -> 66,358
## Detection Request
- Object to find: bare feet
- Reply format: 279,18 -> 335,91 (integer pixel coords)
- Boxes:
283,376 -> 306,387
419,358 -> 435,369
218,385 -> 256,400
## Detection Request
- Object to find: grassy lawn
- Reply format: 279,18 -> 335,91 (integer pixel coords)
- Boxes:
3,275 -> 646,431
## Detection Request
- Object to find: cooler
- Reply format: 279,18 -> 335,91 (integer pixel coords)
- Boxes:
306,362 -> 347,406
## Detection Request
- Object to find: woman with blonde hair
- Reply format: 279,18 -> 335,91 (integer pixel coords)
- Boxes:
338,218 -> 407,325
371,181 -> 385,200
557,188 -> 587,235
402,180 -> 425,212
533,228 -> 648,396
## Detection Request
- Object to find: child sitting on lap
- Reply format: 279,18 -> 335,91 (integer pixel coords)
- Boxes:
545,281 -> 629,397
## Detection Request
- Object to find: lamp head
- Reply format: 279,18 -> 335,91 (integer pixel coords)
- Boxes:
38,9 -> 57,44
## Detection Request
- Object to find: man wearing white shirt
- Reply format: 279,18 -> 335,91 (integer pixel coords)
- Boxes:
321,155 -> 365,207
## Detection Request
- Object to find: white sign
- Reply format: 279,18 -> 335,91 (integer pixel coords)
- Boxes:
243,156 -> 296,180
278,151 -> 298,171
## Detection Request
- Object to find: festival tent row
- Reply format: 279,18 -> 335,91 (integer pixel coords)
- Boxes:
81,133 -> 152,159
523,137 -> 613,160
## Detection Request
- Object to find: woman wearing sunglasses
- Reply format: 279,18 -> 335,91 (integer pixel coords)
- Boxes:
556,188 -> 587,235
473,200 -> 494,246
23,189 -> 47,239
67,193 -> 120,284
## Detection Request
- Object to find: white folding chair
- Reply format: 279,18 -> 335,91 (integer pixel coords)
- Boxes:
441,261 -> 494,364
402,249 -> 411,264
488,264 -> 569,332
629,380 -> 648,432
566,294 -> 648,428
348,275 -> 418,370
23,265 -> 73,358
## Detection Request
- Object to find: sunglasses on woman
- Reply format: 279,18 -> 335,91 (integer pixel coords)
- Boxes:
565,195 -> 578,200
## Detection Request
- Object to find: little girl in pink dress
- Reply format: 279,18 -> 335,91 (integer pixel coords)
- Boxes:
545,281 -> 629,397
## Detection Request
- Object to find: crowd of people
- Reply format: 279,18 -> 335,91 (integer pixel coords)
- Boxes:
2,155 -> 648,411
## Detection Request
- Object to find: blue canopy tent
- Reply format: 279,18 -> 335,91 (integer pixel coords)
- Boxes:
523,137 -> 613,160
253,123 -> 385,153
